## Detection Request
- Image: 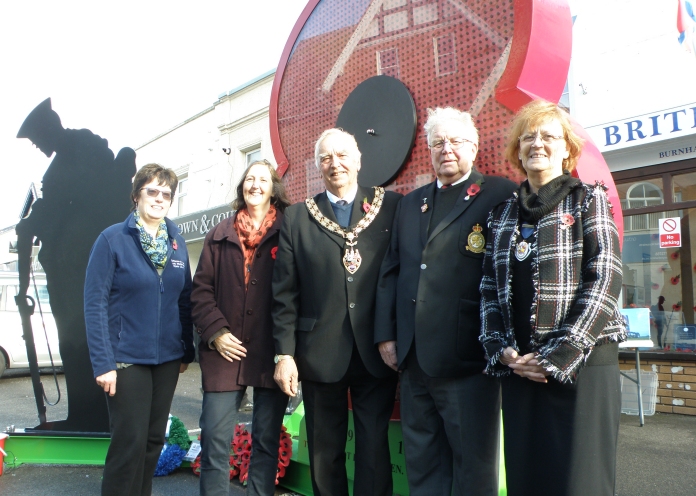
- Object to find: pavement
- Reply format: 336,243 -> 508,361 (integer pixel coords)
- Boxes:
1,364 -> 695,495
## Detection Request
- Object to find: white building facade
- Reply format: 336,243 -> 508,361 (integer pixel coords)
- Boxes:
135,70 -> 276,264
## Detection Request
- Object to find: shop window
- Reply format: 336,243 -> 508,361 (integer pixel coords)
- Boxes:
618,166 -> 696,353
672,171 -> 696,202
622,210 -> 695,351
625,182 -> 664,209
621,181 -> 664,232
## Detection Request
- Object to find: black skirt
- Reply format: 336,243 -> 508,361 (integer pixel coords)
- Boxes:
501,343 -> 621,496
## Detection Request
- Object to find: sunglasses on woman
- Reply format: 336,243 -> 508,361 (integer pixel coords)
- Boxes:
140,187 -> 172,201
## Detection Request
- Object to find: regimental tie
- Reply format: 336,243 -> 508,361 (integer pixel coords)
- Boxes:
305,187 -> 385,274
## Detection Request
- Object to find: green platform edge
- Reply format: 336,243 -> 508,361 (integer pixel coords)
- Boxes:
3,435 -> 110,466
2,404 -> 506,496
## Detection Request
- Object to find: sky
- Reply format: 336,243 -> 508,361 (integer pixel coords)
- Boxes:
0,0 -> 308,229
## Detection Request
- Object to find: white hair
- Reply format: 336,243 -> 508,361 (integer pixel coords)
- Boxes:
423,107 -> 479,146
314,128 -> 361,168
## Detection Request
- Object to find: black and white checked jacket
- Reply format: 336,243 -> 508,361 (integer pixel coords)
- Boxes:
479,182 -> 626,384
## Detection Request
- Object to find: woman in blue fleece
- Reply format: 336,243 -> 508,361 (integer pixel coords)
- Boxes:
85,163 -> 194,496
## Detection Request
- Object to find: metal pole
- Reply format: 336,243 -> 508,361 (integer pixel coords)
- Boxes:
635,349 -> 644,427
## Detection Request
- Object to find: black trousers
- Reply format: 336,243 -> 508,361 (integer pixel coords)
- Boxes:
501,344 -> 621,496
400,353 -> 501,496
302,345 -> 398,496
102,359 -> 181,496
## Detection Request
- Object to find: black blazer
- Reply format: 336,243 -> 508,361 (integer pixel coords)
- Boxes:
375,170 -> 517,377
273,185 -> 402,383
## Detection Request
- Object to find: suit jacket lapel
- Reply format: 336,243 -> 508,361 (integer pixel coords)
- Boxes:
314,191 -> 346,248
420,182 -> 437,247
349,186 -> 373,228
427,170 -> 485,244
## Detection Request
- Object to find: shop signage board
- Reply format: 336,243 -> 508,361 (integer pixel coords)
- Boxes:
586,102 -> 696,153
173,205 -> 234,243
658,217 -> 681,248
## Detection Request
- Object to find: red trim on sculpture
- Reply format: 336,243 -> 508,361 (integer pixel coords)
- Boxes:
496,0 -> 572,109
270,0 -> 321,176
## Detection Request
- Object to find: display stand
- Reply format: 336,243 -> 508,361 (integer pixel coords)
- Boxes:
619,339 -> 654,426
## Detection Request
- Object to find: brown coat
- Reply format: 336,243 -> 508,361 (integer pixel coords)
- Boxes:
191,212 -> 283,391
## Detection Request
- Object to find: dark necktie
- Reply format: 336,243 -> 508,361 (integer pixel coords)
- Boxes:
336,200 -> 348,206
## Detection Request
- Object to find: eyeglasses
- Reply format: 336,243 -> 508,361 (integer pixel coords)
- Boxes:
141,187 -> 172,201
429,138 -> 473,151
519,132 -> 565,145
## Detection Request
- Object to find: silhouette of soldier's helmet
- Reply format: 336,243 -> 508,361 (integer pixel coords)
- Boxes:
17,98 -> 63,156
17,98 -> 62,139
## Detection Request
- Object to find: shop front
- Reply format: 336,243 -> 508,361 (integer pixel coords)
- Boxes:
603,144 -> 696,416
571,0 -> 696,415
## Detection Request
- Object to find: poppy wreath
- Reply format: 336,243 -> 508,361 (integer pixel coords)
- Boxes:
191,423 -> 293,484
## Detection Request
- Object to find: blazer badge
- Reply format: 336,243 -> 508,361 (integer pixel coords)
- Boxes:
465,224 -> 485,253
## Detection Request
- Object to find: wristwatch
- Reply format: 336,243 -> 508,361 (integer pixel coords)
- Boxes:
274,354 -> 293,364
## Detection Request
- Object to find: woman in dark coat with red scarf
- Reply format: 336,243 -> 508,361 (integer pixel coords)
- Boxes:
191,159 -> 291,496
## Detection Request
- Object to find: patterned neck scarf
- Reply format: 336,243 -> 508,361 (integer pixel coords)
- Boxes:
234,205 -> 277,288
134,211 -> 169,269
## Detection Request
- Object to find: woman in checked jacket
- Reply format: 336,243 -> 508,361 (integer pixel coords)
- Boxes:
479,100 -> 626,496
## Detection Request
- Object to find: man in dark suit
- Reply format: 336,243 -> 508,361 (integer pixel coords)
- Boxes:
375,107 -> 517,495
272,128 -> 401,496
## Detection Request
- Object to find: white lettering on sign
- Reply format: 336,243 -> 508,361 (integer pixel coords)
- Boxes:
658,217 -> 682,249
177,210 -> 233,239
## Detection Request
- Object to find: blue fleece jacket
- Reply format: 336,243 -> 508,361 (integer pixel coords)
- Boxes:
84,212 -> 195,378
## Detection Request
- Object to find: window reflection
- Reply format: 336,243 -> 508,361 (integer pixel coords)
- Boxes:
622,209 -> 696,352
672,171 -> 696,203
618,179 -> 663,210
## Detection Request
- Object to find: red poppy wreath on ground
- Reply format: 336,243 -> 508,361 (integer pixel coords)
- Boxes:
191,423 -> 292,484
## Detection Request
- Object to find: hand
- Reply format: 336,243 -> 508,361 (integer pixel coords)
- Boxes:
179,363 -> 189,373
214,332 -> 247,362
378,341 -> 398,371
274,358 -> 299,397
96,370 -> 117,396
507,352 -> 551,383
499,346 -> 520,365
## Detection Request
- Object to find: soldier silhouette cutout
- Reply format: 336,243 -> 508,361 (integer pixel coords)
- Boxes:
15,98 -> 135,433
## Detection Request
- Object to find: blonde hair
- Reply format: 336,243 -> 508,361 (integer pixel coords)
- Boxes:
505,100 -> 584,175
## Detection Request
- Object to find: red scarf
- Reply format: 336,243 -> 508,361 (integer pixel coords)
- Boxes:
234,205 -> 277,288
